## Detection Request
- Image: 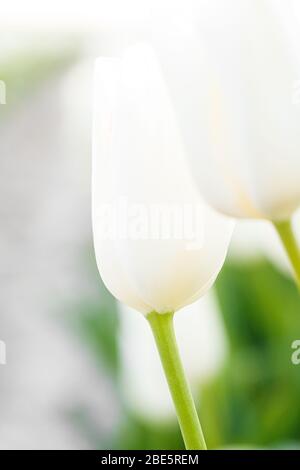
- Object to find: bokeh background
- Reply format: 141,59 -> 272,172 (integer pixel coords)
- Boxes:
1,0 -> 300,450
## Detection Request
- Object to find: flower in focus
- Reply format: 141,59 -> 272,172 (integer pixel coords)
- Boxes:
92,44 -> 233,316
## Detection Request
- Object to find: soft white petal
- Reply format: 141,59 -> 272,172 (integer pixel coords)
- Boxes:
109,44 -> 233,313
151,16 -> 260,219
200,0 -> 300,219
155,1 -> 300,220
92,58 -> 152,314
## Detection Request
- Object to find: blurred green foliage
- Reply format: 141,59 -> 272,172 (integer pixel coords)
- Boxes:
71,293 -> 120,380
0,46 -> 77,118
66,246 -> 121,381
70,255 -> 300,449
200,258 -> 300,449
114,412 -> 182,450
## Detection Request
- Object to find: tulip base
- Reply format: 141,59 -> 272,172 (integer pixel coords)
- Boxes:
147,311 -> 207,450
273,219 -> 300,289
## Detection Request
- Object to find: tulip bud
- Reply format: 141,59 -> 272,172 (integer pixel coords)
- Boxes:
92,45 -> 233,316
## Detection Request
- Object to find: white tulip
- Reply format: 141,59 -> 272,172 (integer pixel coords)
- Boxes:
92,45 -> 233,317
154,0 -> 300,221
92,44 -> 233,450
151,0 -> 300,286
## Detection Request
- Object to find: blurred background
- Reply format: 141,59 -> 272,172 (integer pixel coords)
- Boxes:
1,0 -> 300,450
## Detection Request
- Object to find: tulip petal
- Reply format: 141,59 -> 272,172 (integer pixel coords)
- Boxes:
92,58 -> 152,314
102,45 -> 233,314
154,1 -> 300,220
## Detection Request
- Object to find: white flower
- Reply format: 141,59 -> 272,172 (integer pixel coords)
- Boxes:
92,45 -> 233,315
153,0 -> 300,221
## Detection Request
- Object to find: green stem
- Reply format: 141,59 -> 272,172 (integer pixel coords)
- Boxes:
147,311 -> 207,450
273,219 -> 300,289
